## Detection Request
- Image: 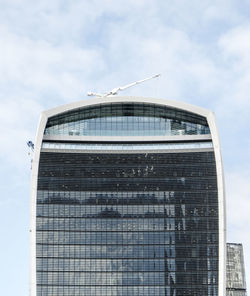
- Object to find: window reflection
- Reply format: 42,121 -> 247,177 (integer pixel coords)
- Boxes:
44,103 -> 210,137
36,150 -> 219,296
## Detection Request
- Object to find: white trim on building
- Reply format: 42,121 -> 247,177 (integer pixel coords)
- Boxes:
30,96 -> 226,296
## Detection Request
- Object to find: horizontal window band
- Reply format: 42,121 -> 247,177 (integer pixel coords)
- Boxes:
36,272 -> 215,276
43,135 -> 211,142
36,258 -> 214,262
36,283 -> 217,286
36,257 -> 217,261
36,243 -> 218,247
36,229 -> 218,233
41,141 -> 213,152
36,215 -> 218,220
36,216 -> 218,220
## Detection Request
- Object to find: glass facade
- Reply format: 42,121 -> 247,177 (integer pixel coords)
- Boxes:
35,102 -> 219,296
44,103 -> 210,136
37,151 -> 218,296
226,244 -> 247,296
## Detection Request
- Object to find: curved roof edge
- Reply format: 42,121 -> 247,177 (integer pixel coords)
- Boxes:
43,96 -> 213,119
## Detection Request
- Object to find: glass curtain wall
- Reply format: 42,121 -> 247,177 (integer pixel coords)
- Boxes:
35,102 -> 218,296
44,103 -> 210,136
36,151 -> 218,296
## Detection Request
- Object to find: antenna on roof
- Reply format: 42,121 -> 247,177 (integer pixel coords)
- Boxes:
87,74 -> 161,98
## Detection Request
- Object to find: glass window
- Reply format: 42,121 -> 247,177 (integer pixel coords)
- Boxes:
44,103 -> 210,137
36,150 -> 218,295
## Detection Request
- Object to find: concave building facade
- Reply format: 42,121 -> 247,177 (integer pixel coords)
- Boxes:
30,97 -> 226,296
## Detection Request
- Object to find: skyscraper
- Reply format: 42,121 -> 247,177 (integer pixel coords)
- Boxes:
226,243 -> 247,296
30,97 -> 226,296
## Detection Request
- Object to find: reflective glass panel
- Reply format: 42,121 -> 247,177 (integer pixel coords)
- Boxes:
36,151 -> 219,296
44,103 -> 210,136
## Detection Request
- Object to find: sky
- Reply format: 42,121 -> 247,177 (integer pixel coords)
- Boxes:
0,0 -> 250,295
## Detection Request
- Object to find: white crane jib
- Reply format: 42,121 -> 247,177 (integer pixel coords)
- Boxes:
87,74 -> 161,98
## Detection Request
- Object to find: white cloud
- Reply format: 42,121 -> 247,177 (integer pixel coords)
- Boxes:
1,0 -> 250,294
213,25 -> 250,129
0,25 -> 106,99
0,96 -> 42,166
220,25 -> 250,63
226,169 -> 250,286
226,170 -> 250,229
0,24 -> 106,171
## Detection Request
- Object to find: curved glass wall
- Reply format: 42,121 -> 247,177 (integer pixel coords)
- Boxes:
44,103 -> 210,136
36,101 -> 219,296
37,151 -> 218,296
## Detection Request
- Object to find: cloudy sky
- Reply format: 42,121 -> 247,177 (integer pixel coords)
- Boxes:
1,0 -> 250,295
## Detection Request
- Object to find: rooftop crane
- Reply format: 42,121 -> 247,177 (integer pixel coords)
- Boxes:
87,74 -> 161,98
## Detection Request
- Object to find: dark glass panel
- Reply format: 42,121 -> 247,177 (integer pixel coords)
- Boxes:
36,151 -> 218,296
